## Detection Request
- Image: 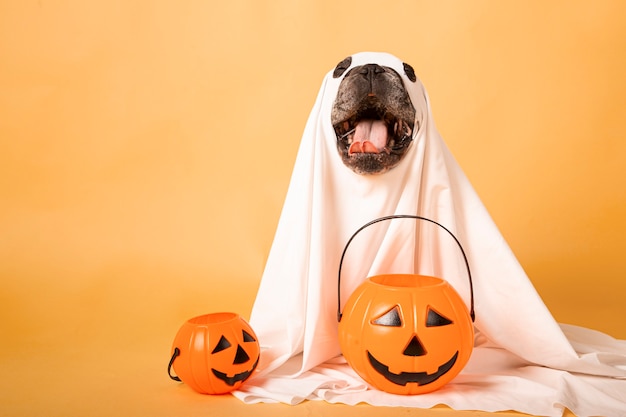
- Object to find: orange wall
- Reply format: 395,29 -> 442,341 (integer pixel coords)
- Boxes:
1,0 -> 625,360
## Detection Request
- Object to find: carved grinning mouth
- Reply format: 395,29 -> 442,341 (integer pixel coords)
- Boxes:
211,357 -> 259,386
367,351 -> 458,386
334,100 -> 414,156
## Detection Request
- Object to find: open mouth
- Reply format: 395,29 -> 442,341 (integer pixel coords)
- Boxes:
333,99 -> 414,156
211,358 -> 259,386
367,351 -> 458,386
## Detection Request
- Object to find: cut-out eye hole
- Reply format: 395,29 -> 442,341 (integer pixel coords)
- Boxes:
211,335 -> 231,353
242,330 -> 256,343
372,306 -> 403,327
426,307 -> 453,327
403,62 -> 417,82
333,56 -> 352,78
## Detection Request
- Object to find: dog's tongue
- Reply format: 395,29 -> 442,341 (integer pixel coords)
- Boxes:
349,119 -> 387,154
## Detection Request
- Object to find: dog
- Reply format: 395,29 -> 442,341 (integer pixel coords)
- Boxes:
331,56 -> 418,175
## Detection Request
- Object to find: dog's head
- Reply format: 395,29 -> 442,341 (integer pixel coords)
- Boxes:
331,56 -> 417,175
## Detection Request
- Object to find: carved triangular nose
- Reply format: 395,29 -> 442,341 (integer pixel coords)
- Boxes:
403,335 -> 427,356
233,345 -> 250,364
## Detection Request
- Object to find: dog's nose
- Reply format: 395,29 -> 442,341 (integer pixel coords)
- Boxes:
358,64 -> 385,94
359,64 -> 385,79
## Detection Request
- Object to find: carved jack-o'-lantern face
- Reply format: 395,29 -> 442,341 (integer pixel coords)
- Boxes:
339,274 -> 474,395
209,325 -> 259,387
169,312 -> 260,394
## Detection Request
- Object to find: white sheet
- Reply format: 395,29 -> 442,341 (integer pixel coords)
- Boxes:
233,52 -> 626,417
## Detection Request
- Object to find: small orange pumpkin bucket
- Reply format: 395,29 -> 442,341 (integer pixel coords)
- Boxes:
168,312 -> 260,394
337,215 -> 475,395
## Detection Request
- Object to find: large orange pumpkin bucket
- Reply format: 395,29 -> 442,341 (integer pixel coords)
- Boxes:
337,215 -> 476,395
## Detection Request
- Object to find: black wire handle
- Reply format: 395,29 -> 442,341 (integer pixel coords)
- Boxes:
337,214 -> 475,323
168,347 -> 182,382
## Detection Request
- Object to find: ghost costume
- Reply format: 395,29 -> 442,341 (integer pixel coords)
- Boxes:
232,52 -> 626,417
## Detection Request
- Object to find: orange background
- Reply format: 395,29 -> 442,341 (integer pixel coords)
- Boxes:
1,1 -> 624,416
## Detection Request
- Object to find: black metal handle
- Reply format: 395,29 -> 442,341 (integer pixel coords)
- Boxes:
337,214 -> 475,322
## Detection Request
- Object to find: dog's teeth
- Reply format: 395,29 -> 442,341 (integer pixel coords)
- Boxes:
393,121 -> 398,134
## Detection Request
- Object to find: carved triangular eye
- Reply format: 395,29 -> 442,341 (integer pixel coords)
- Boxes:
242,330 -> 256,343
372,306 -> 403,327
211,335 -> 231,353
426,307 -> 453,327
